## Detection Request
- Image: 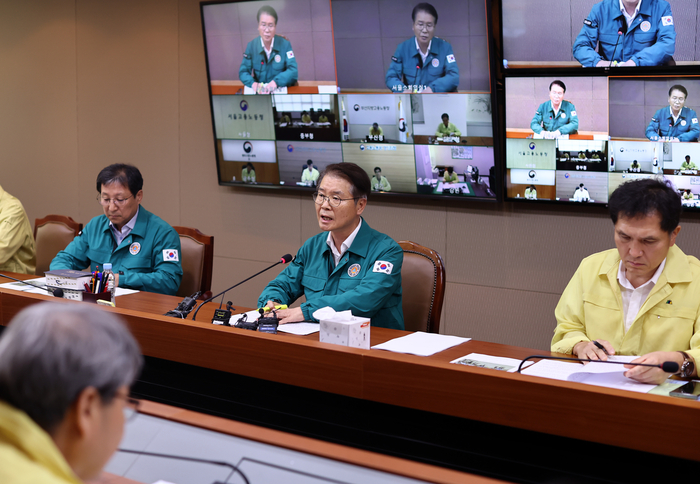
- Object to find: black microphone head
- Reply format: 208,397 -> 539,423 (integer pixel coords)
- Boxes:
53,288 -> 64,298
661,361 -> 679,373
280,254 -> 293,263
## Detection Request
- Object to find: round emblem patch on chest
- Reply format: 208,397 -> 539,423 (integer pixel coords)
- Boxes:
431,58 -> 439,68
274,54 -> 281,63
347,263 -> 361,277
129,242 -> 141,255
681,120 -> 687,126
640,20 -> 651,32
561,112 -> 566,118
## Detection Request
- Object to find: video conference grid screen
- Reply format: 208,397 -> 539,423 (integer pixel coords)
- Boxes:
201,0 -> 497,200
505,75 -> 700,209
501,0 -> 700,70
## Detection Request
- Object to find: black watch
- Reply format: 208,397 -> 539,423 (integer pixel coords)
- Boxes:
678,351 -> 695,379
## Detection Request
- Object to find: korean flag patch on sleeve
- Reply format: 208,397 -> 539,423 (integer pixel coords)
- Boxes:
373,260 -> 394,274
662,16 -> 673,26
287,50 -> 295,59
571,110 -> 577,117
446,54 -> 456,63
163,249 -> 179,262
693,118 -> 699,124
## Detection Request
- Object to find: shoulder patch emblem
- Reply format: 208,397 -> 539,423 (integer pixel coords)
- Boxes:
662,16 -> 673,27
163,249 -> 179,262
640,21 -> 651,32
446,54 -> 455,63
693,118 -> 698,124
347,263 -> 361,277
431,58 -> 439,68
583,18 -> 593,27
274,54 -> 281,63
286,50 -> 295,59
571,110 -> 577,117
392,56 -> 401,63
129,242 -> 141,255
242,53 -> 249,59
373,260 -> 393,275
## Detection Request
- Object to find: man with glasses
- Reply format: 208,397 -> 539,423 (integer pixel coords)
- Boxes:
51,164 -> 182,295
0,302 -> 142,483
239,5 -> 298,94
258,163 -> 404,329
385,3 -> 459,93
646,85 -> 700,142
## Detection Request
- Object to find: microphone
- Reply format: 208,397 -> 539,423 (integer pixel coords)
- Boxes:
191,254 -> 294,321
0,273 -> 64,298
117,448 -> 249,484
516,355 -> 679,374
608,27 -> 626,68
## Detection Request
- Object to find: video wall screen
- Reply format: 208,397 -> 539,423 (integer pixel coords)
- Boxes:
504,74 -> 700,209
201,0 -> 497,200
501,0 -> 700,69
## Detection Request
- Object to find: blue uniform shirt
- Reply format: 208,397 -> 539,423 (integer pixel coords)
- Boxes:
258,219 -> 404,330
50,207 -> 183,295
531,100 -> 579,135
239,35 -> 298,88
573,0 -> 675,67
645,106 -> 700,141
386,37 -> 459,93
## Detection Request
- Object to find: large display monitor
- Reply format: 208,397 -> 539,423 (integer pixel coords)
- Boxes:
201,0 -> 499,201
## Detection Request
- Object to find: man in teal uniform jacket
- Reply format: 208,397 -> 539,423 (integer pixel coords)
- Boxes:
239,5 -> 298,94
646,85 -> 700,142
531,80 -> 578,137
385,3 -> 458,93
573,0 -> 675,67
259,163 -> 404,329
51,164 -> 182,295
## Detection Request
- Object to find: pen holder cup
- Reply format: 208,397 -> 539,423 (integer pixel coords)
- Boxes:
82,291 -> 111,304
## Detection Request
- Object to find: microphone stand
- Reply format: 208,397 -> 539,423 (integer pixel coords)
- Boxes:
0,272 -> 64,298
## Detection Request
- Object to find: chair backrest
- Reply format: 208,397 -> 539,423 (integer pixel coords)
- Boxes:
398,241 -> 446,334
34,215 -> 83,276
173,226 -> 214,299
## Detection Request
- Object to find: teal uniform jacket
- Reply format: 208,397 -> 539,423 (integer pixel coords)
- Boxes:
239,35 -> 298,88
531,100 -> 579,135
50,207 -> 183,295
386,37 -> 459,93
573,0 -> 675,67
258,219 -> 404,329
645,106 -> 700,141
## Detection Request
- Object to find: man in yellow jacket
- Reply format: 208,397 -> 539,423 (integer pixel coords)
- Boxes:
0,302 -> 142,484
0,185 -> 36,274
552,178 -> 699,384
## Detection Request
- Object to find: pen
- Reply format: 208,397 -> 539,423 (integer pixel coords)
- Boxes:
593,340 -> 610,356
260,304 -> 288,312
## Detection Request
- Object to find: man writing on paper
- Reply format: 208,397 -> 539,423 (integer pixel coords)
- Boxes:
552,178 -> 699,384
0,302 -> 142,484
258,163 -> 404,329
51,164 -> 182,295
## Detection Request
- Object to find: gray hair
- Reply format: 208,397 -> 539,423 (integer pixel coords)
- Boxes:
0,302 -> 143,433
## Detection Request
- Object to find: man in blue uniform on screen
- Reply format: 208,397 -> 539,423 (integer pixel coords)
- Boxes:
531,80 -> 578,139
385,3 -> 459,93
258,163 -> 404,329
239,6 -> 298,94
646,85 -> 700,142
573,0 -> 676,67
51,164 -> 183,295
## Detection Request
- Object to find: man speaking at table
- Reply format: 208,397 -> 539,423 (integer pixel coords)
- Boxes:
573,0 -> 676,67
552,178 -> 699,384
531,80 -> 578,139
258,163 -> 404,329
645,85 -> 700,142
51,164 -> 182,295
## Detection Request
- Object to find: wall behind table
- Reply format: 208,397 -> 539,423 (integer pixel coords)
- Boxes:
6,0 -> 700,352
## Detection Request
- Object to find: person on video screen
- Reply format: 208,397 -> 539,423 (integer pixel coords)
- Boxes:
524,185 -> 537,200
443,166 -> 458,183
239,6 -> 298,94
573,0 -> 676,68
646,85 -> 700,142
531,80 -> 578,138
371,167 -> 391,192
682,156 -> 698,171
242,163 -> 256,183
369,123 -> 384,137
302,160 -> 320,185
385,3 -> 458,93
435,113 -> 461,137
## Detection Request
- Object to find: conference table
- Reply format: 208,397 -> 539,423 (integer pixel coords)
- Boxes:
1,273 -> 699,482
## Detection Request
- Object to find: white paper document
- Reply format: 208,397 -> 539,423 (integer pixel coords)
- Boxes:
451,353 -> 534,372
371,332 -> 470,357
521,356 -> 657,393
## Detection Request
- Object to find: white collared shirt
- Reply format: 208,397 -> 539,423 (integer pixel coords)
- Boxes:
415,38 -> 432,66
620,0 -> 642,29
670,106 -> 681,126
261,36 -> 275,60
617,257 -> 665,333
326,219 -> 362,266
110,206 -> 139,248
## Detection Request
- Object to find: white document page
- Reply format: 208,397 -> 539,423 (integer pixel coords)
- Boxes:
371,332 -> 470,357
0,277 -> 138,297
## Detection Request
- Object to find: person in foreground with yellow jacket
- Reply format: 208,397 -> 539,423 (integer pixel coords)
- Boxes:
552,178 -> 698,384
0,302 -> 142,484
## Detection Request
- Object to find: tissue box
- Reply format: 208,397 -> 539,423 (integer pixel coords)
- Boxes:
319,316 -> 371,349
